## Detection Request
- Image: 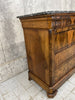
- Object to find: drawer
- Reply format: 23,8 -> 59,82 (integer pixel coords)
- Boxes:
55,44 -> 75,66
52,16 -> 75,29
54,56 -> 75,82
54,30 -> 75,51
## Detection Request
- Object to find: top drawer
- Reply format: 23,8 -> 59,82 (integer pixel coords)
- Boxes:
52,16 -> 75,29
54,29 -> 75,51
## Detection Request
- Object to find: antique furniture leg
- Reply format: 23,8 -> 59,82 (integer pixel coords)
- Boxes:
28,76 -> 32,81
28,71 -> 32,81
47,90 -> 57,98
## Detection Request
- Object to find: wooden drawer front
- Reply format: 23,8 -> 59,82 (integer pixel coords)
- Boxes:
52,16 -> 75,31
52,16 -> 75,28
54,30 -> 75,51
54,56 -> 75,82
55,45 -> 75,66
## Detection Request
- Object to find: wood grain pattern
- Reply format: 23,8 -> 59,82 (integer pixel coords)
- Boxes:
24,29 -> 50,85
55,56 -> 75,82
55,44 -> 75,66
18,12 -> 75,98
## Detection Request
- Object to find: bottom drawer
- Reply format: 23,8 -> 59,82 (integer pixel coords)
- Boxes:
54,56 -> 75,83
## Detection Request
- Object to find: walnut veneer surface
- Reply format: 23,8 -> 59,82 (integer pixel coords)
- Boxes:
18,11 -> 75,98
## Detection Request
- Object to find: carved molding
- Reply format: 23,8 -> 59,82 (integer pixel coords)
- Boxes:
52,16 -> 75,31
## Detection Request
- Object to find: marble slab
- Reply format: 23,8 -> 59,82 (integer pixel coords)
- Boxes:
17,11 -> 75,18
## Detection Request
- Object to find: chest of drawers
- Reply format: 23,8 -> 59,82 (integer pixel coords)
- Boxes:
18,11 -> 75,98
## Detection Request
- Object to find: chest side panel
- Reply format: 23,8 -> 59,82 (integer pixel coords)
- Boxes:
24,29 -> 50,85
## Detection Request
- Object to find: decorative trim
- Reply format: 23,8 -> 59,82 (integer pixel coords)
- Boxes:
29,67 -> 75,91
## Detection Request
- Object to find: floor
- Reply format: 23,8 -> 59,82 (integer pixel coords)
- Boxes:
0,70 -> 75,100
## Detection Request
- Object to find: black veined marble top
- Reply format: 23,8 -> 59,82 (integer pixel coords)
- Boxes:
17,11 -> 75,19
